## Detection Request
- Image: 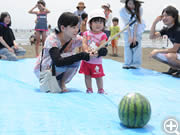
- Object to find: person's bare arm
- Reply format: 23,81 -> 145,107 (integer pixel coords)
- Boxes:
150,43 -> 180,57
0,36 -> 14,53
82,36 -> 89,53
28,5 -> 38,14
40,4 -> 50,14
149,16 -> 162,39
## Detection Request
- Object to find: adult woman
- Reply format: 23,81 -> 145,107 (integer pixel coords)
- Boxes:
0,12 -> 26,61
28,0 -> 50,56
74,1 -> 86,32
150,6 -> 180,77
120,0 -> 145,69
101,3 -> 113,38
34,12 -> 105,92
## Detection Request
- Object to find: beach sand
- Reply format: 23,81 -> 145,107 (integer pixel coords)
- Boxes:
21,45 -> 169,73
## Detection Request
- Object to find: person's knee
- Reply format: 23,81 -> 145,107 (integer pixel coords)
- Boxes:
7,56 -> 17,61
166,53 -> 176,61
151,49 -> 158,57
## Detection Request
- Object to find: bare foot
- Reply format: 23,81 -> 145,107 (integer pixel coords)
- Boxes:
61,88 -> 69,93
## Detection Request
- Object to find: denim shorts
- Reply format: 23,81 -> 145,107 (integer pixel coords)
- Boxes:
55,61 -> 80,80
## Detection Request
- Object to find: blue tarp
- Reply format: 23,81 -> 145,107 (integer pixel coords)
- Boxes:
0,58 -> 179,135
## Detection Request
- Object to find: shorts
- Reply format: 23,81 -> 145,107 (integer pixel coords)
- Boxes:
79,61 -> 105,78
111,39 -> 118,48
55,61 -> 80,82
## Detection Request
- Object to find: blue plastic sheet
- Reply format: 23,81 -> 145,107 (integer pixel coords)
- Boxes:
0,58 -> 179,135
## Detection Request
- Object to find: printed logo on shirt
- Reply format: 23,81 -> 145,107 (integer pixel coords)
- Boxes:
94,66 -> 100,74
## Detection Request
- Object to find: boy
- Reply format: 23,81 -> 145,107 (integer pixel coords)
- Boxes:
110,17 -> 120,56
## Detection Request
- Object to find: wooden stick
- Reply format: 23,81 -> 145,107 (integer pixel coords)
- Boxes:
95,20 -> 137,51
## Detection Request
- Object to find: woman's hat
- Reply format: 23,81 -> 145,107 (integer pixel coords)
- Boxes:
120,0 -> 144,3
76,1 -> 86,9
101,3 -> 112,12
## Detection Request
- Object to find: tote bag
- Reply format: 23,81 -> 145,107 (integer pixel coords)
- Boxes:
39,39 -> 71,93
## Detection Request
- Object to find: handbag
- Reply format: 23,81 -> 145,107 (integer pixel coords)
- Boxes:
39,39 -> 71,93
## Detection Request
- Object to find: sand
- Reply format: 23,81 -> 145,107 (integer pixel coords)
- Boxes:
20,45 -> 169,73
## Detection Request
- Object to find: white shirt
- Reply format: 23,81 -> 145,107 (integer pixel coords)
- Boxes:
120,7 -> 146,34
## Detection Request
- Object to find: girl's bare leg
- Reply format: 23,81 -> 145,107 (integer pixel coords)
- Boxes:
35,31 -> 41,57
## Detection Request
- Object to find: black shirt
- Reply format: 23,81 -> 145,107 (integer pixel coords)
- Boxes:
160,24 -> 180,44
0,24 -> 15,49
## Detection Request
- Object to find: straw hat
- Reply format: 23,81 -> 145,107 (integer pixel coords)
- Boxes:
76,1 -> 86,9
120,0 -> 144,3
101,3 -> 112,12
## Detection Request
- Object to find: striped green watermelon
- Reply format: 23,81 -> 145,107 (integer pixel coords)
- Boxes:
118,93 -> 151,128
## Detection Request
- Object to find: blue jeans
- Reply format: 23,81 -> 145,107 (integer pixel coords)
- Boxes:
0,46 -> 26,61
123,32 -> 142,68
55,61 -> 80,83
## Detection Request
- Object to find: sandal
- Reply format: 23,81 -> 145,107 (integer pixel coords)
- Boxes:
86,88 -> 93,93
98,89 -> 107,94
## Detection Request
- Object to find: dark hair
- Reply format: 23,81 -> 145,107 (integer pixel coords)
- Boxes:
0,12 -> 11,26
37,0 -> 46,7
89,17 -> 106,30
81,12 -> 88,20
55,12 -> 79,34
125,0 -> 142,23
112,17 -> 119,23
162,6 -> 179,25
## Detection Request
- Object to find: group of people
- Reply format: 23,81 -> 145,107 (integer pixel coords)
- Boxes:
0,0 -> 180,94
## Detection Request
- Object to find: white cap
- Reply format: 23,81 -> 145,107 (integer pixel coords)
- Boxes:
87,9 -> 105,23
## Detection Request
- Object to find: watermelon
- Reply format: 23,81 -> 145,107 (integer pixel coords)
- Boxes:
118,92 -> 151,128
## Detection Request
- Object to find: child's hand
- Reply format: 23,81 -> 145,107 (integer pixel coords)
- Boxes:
97,47 -> 108,57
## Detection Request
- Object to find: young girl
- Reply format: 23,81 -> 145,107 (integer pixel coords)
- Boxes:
34,12 -> 91,92
79,9 -> 108,94
0,12 -> 26,61
120,0 -> 146,69
28,0 -> 50,57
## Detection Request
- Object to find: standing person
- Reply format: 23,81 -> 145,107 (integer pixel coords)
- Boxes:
101,3 -> 113,38
150,6 -> 180,77
110,17 -> 120,56
29,32 -> 36,45
74,1 -> 86,32
80,12 -> 88,35
28,0 -> 50,57
34,12 -> 99,92
0,12 -> 26,61
120,0 -> 146,69
46,24 -> 52,36
79,9 -> 108,94
79,12 -> 88,52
